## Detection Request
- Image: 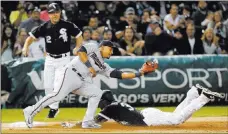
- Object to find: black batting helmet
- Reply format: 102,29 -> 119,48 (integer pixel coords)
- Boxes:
98,90 -> 116,110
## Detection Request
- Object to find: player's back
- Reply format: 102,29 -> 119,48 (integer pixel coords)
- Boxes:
98,102 -> 147,126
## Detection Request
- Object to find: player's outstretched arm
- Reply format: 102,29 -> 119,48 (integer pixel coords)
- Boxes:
110,59 -> 158,79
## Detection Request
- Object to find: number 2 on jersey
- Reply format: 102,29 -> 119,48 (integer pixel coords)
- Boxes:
120,102 -> 134,111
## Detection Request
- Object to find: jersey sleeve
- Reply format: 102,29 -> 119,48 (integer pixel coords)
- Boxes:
29,24 -> 45,39
69,22 -> 82,38
99,63 -> 115,77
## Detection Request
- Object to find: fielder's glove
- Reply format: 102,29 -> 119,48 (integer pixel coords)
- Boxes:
140,59 -> 158,74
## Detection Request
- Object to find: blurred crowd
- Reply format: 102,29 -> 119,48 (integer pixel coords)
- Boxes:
1,1 -> 228,63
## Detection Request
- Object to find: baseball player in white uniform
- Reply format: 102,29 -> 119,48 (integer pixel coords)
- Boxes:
22,3 -> 83,118
23,40 -> 157,129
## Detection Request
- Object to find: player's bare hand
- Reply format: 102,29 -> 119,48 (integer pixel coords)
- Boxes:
89,67 -> 96,77
73,47 -> 79,56
22,47 -> 29,57
61,121 -> 81,128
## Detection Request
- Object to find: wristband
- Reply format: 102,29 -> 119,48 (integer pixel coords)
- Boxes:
84,60 -> 92,68
135,72 -> 142,77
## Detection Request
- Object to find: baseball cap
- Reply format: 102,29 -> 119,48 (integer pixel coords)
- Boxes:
47,3 -> 61,13
125,7 -> 135,15
83,26 -> 92,33
33,7 -> 41,12
150,19 -> 159,24
99,40 -> 117,48
103,27 -> 112,34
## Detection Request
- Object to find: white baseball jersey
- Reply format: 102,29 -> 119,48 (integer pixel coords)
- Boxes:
28,42 -> 109,123
67,42 -> 114,82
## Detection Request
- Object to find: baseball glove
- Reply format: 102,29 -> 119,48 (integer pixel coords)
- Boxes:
140,59 -> 158,74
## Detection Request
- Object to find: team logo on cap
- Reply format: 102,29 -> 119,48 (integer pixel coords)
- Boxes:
49,3 -> 57,9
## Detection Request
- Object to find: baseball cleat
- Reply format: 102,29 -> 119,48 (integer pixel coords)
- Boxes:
23,106 -> 34,128
196,84 -> 224,99
82,120 -> 101,129
47,109 -> 59,118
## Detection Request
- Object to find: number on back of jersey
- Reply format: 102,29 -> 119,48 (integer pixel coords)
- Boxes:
120,102 -> 134,111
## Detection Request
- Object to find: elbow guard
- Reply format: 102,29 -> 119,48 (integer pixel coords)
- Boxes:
110,69 -> 123,79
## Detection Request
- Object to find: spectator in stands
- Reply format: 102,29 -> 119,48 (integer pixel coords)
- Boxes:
27,26 -> 46,58
211,11 -> 227,53
177,5 -> 193,36
138,9 -> 151,37
175,23 -> 204,55
119,26 -> 144,56
1,7 -> 9,29
182,5 -> 191,19
103,28 -> 113,41
91,30 -> 100,44
145,19 -> 175,55
103,28 -> 126,56
9,2 -> 28,28
163,4 -> 185,35
82,26 -> 92,44
201,11 -> 214,29
192,1 -> 208,29
89,16 -> 99,30
13,28 -> 28,58
18,7 -> 44,34
146,8 -> 162,34
113,1 -> 137,20
150,7 -> 161,22
88,16 -> 105,35
1,24 -> 16,62
201,28 -> 222,54
39,4 -> 49,21
115,7 -> 140,39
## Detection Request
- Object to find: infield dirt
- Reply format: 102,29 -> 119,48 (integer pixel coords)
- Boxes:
2,117 -> 228,133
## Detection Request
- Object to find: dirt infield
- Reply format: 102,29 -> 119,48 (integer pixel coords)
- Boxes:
2,117 -> 228,133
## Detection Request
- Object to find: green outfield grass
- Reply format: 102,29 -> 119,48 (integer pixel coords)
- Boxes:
1,106 -> 228,123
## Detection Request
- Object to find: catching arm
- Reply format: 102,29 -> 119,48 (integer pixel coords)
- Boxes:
105,59 -> 159,79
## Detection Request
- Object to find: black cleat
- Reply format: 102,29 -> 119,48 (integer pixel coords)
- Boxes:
47,109 -> 59,118
196,84 -> 224,100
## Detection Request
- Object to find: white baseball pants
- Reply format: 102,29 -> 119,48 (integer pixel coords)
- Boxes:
32,66 -> 102,122
44,53 -> 70,109
141,86 -> 210,126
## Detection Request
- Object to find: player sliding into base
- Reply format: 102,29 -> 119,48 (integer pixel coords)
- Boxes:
23,40 -> 158,129
62,84 -> 224,127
